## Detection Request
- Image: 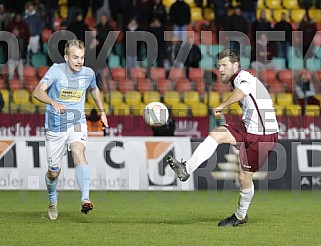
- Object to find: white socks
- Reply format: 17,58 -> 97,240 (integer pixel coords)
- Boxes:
235,182 -> 254,220
186,136 -> 218,174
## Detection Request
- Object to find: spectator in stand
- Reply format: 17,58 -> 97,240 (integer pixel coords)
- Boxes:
148,0 -> 167,26
295,71 -> 320,115
251,33 -> 281,73
93,0 -> 110,20
7,27 -> 26,81
109,0 -> 133,30
273,12 -> 293,68
122,17 -> 142,77
297,12 -> 317,63
7,13 -> 30,63
66,0 -> 90,26
147,16 -> 166,77
169,0 -> 191,42
164,35 -> 184,78
0,4 -> 12,30
92,14 -> 113,90
213,0 -> 229,42
252,10 -> 272,43
226,8 -> 248,55
23,2 -> 43,64
0,4 -> 13,65
299,0 -> 314,9
67,12 -> 90,43
181,35 -> 202,78
237,0 -> 257,23
42,0 -> 58,31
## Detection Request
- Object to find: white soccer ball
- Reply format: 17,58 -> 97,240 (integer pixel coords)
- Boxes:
143,102 -> 169,127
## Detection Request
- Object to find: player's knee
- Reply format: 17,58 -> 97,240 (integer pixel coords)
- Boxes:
47,169 -> 60,180
71,147 -> 85,163
238,176 -> 252,189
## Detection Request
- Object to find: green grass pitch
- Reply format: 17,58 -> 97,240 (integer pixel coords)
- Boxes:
0,190 -> 320,245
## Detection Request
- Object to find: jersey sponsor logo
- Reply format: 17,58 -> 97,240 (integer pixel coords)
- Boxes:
58,89 -> 83,102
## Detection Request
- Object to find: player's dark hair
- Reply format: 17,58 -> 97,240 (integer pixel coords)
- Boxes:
216,49 -> 240,64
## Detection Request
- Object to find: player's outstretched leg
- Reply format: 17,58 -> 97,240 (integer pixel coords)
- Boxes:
218,214 -> 248,227
166,155 -> 190,181
81,200 -> 94,214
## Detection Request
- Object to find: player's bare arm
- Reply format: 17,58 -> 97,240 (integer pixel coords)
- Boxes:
33,82 -> 67,114
89,86 -> 109,128
213,88 -> 246,117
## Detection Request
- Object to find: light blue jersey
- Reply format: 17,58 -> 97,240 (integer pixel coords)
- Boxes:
40,63 -> 96,132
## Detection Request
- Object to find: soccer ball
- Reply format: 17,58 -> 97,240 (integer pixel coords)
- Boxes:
143,102 -> 169,127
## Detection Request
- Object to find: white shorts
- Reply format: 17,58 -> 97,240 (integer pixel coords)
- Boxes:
45,124 -> 87,171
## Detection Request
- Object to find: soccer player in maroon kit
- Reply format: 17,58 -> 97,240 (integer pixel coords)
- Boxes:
167,49 -> 279,227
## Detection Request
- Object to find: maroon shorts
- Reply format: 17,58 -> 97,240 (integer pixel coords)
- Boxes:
223,123 -> 278,172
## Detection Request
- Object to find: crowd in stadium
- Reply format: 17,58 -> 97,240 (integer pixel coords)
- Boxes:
0,0 -> 320,117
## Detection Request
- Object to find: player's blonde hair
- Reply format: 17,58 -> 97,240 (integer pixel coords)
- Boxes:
64,39 -> 85,56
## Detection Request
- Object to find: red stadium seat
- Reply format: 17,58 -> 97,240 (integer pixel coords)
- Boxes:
130,67 -> 147,81
150,67 -> 166,82
111,68 -> 127,81
168,67 -> 185,82
37,66 -> 49,78
118,79 -> 136,93
157,79 -> 173,94
176,79 -> 192,94
9,79 -> 23,91
137,79 -> 153,92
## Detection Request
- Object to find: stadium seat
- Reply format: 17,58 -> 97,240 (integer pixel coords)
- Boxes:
277,93 -> 293,106
278,70 -> 293,85
41,28 -> 52,43
118,79 -> 136,93
137,79 -> 153,92
260,69 -> 277,82
150,67 -> 166,82
176,79 -> 192,94
168,67 -> 185,82
171,102 -> 189,117
257,0 -> 265,9
0,89 -> 10,113
163,0 -> 176,8
189,68 -> 204,82
228,103 -> 242,115
24,66 -> 37,78
306,58 -> 321,71
195,81 -> 206,94
309,9 -> 321,22
108,91 -> 123,107
204,8 -> 215,20
0,78 -> 5,89
284,104 -> 301,116
305,105 -> 320,117
282,0 -> 299,9
183,91 -> 200,107
31,53 -> 48,68
108,54 -> 120,68
111,67 -> 126,81
191,103 -> 208,116
125,91 -> 142,108
143,91 -> 161,104
273,9 -> 290,22
191,7 -> 203,21
214,82 -> 232,93
163,91 -> 180,106
157,79 -> 173,94
131,102 -> 147,116
37,66 -> 49,78
269,82 -> 285,93
290,9 -> 306,23
130,67 -> 147,81
113,103 -> 130,116
25,79 -> 38,92
204,91 -> 220,107
273,104 -> 284,116
247,68 -> 258,78
265,0 -> 282,9
9,79 -> 23,91
87,91 -> 105,106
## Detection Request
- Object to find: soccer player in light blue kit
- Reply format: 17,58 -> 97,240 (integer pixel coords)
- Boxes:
33,39 -> 108,220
